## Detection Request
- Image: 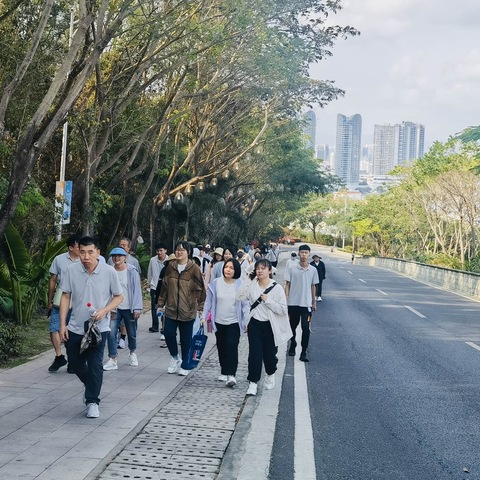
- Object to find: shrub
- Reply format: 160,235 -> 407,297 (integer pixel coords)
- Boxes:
0,321 -> 22,362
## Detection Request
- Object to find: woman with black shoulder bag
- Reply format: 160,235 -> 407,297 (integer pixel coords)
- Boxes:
237,259 -> 290,396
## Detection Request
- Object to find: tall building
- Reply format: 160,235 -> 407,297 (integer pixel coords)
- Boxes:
302,110 -> 316,151
373,125 -> 396,175
372,121 -> 425,174
396,121 -> 425,163
335,113 -> 362,186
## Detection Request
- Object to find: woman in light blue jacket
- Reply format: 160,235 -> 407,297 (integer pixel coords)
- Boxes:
201,258 -> 249,387
103,247 -> 143,371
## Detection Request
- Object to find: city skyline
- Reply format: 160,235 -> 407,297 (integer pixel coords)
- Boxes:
308,0 -> 480,150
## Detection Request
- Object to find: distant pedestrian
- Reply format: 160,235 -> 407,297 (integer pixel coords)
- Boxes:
285,252 -> 298,272
211,247 -> 235,282
310,254 -> 326,301
59,236 -> 123,419
237,259 -> 290,397
284,244 -> 318,362
147,243 -> 168,332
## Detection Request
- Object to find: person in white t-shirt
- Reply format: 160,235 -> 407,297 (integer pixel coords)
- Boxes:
200,258 -> 249,387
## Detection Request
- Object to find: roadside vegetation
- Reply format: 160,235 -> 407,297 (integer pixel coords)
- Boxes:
0,1 -> 354,362
291,131 -> 480,272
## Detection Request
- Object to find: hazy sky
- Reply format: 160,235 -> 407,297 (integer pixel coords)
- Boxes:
309,0 -> 480,150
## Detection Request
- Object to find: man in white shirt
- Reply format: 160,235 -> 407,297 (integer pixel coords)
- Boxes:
284,245 -> 318,362
147,243 -> 167,332
47,234 -> 81,373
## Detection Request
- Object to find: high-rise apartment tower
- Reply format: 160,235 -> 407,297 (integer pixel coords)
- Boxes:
335,113 -> 362,186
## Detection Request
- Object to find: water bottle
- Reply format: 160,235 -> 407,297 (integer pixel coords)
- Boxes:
87,303 -> 97,318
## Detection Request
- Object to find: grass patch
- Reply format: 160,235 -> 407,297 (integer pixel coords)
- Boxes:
0,316 -> 51,370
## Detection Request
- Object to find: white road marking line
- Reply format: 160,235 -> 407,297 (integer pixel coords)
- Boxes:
294,357 -> 316,480
359,278 -> 366,283
466,342 -> 480,352
376,289 -> 388,295
348,271 -> 353,275
404,305 -> 427,318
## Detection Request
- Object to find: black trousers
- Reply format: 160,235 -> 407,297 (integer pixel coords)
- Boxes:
247,318 -> 278,383
65,331 -> 108,405
315,280 -> 323,297
215,322 -> 240,376
288,305 -> 311,353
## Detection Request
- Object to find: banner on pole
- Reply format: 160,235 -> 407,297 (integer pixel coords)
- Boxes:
55,180 -> 73,225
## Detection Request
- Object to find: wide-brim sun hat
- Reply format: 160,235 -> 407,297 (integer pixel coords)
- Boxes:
214,247 -> 224,256
109,247 -> 127,256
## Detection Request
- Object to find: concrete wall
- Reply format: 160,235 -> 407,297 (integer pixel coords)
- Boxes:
354,256 -> 480,300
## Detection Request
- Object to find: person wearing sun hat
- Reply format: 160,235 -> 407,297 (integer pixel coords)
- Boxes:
103,246 -> 143,372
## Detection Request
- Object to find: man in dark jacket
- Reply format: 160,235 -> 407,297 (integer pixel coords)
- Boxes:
310,254 -> 326,301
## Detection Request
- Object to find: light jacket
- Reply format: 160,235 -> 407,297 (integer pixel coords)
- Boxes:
158,260 -> 206,321
201,278 -> 250,335
123,264 -> 143,313
237,278 -> 290,347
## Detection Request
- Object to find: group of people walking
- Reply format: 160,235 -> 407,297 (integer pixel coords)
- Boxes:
47,234 -> 326,418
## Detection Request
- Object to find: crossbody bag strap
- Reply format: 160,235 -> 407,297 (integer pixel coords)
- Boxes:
250,282 -> 277,312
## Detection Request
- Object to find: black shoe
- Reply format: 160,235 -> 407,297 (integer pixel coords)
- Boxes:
299,352 -> 309,362
48,355 -> 67,372
67,364 -> 75,374
288,349 -> 296,356
148,327 -> 159,333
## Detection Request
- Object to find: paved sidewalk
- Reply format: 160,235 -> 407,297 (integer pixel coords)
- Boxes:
0,255 -> 291,480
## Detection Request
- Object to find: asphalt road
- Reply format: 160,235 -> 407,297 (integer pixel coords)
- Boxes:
271,250 -> 480,480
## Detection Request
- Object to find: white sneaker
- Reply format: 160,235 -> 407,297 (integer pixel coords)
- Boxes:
265,374 -> 275,390
160,334 -> 165,340
167,357 -> 181,374
86,403 -> 99,418
118,338 -> 126,349
218,374 -> 227,382
246,382 -> 257,396
178,368 -> 190,376
103,358 -> 118,371
226,375 -> 237,387
128,353 -> 138,366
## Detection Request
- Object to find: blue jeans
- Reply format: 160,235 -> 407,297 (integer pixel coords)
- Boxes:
107,309 -> 137,357
65,330 -> 108,405
164,317 -> 195,370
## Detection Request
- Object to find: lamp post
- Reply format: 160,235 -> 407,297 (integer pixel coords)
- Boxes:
55,9 -> 75,240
